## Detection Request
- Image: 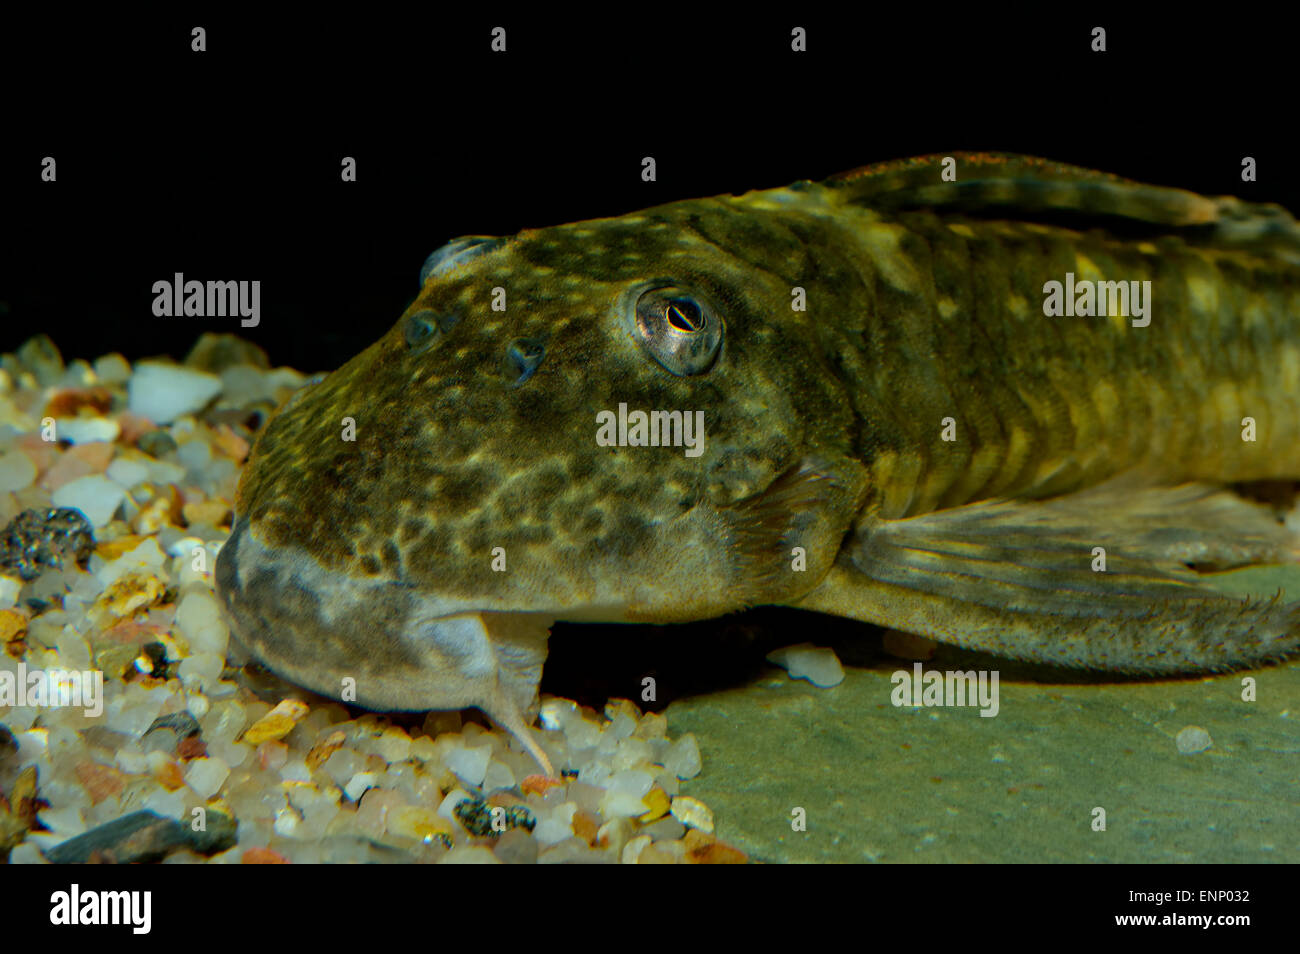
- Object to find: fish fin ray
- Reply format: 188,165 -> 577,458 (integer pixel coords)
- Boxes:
795,481 -> 1300,672
825,153 -> 1300,260
716,454 -> 869,606
826,153 -> 1219,227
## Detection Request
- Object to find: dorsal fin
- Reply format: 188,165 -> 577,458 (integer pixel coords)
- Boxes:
822,152 -> 1300,261
824,152 -> 1221,226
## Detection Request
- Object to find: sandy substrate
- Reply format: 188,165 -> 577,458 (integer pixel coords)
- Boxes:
0,334 -> 740,864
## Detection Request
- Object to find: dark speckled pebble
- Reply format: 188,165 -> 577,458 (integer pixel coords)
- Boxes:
0,507 -> 95,582
137,430 -> 178,458
44,809 -> 237,863
143,711 -> 202,740
453,797 -> 536,837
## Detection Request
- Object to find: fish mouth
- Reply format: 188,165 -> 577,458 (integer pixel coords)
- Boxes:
215,517 -> 549,703
215,515 -> 563,773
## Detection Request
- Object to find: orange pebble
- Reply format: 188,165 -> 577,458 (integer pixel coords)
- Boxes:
155,759 -> 186,792
74,760 -> 125,805
521,774 -> 564,796
44,387 -> 113,417
683,829 -> 747,864
571,809 -> 601,845
212,424 -> 251,463
242,846 -> 289,864
117,413 -> 156,445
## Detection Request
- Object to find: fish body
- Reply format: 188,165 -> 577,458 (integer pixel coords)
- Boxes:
215,154 -> 1300,772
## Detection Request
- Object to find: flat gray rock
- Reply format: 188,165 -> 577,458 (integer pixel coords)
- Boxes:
668,565 -> 1300,863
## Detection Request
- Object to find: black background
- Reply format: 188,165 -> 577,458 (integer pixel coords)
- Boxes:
3,9 -> 1296,372
0,5 -> 1293,907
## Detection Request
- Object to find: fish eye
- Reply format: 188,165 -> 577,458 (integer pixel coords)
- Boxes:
631,283 -> 723,376
419,236 -> 503,286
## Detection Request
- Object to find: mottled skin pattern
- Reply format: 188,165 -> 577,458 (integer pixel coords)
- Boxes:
217,154 -> 1300,768
225,193 -> 873,623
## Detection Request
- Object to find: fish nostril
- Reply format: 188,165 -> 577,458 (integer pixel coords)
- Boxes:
404,310 -> 462,352
502,337 -> 546,387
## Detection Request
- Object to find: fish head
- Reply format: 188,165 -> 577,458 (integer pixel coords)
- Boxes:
215,188 -> 869,761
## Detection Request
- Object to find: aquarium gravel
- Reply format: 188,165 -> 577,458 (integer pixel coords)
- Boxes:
0,334 -> 742,864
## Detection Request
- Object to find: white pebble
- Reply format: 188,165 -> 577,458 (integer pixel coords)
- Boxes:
596,816 -> 634,855
539,697 -> 577,731
293,796 -> 339,840
344,771 -> 380,802
176,591 -> 229,656
51,475 -> 126,528
106,456 -> 152,490
767,642 -> 845,687
37,805 -> 86,836
654,771 -> 680,797
4,705 -> 39,732
641,816 -> 686,841
128,363 -> 222,424
0,574 -> 21,607
280,759 -> 312,782
565,717 -> 600,750
54,629 -> 91,670
445,744 -> 491,786
664,733 -> 702,780
115,748 -> 150,775
669,795 -> 715,833
322,748 -> 363,785
604,768 -> 654,798
95,536 -> 167,586
59,360 -> 94,388
177,652 -> 225,692
1176,725 -> 1214,755
166,536 -> 206,559
177,440 -> 212,471
612,737 -> 654,772
576,759 -> 611,786
533,802 -> 578,846
482,760 -> 516,792
436,786 -> 473,823
600,789 -> 651,819
596,728 -> 620,757
55,417 -> 120,445
104,688 -> 168,736
622,835 -> 652,864
142,786 -> 187,819
374,727 -> 412,763
204,703 -> 247,745
210,736 -> 250,769
440,846 -> 500,864
7,842 -> 47,864
0,450 -> 36,492
607,711 -> 637,741
274,808 -> 301,837
93,353 -> 132,384
145,459 -> 186,484
17,728 -> 48,761
185,756 -> 230,798
219,366 -> 304,407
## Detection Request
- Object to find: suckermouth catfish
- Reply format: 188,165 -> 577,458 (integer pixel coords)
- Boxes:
215,153 -> 1300,775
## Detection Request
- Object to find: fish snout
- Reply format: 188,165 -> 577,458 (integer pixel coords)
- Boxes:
215,514 -> 558,774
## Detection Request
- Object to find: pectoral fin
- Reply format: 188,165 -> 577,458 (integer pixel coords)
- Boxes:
795,481 -> 1300,673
